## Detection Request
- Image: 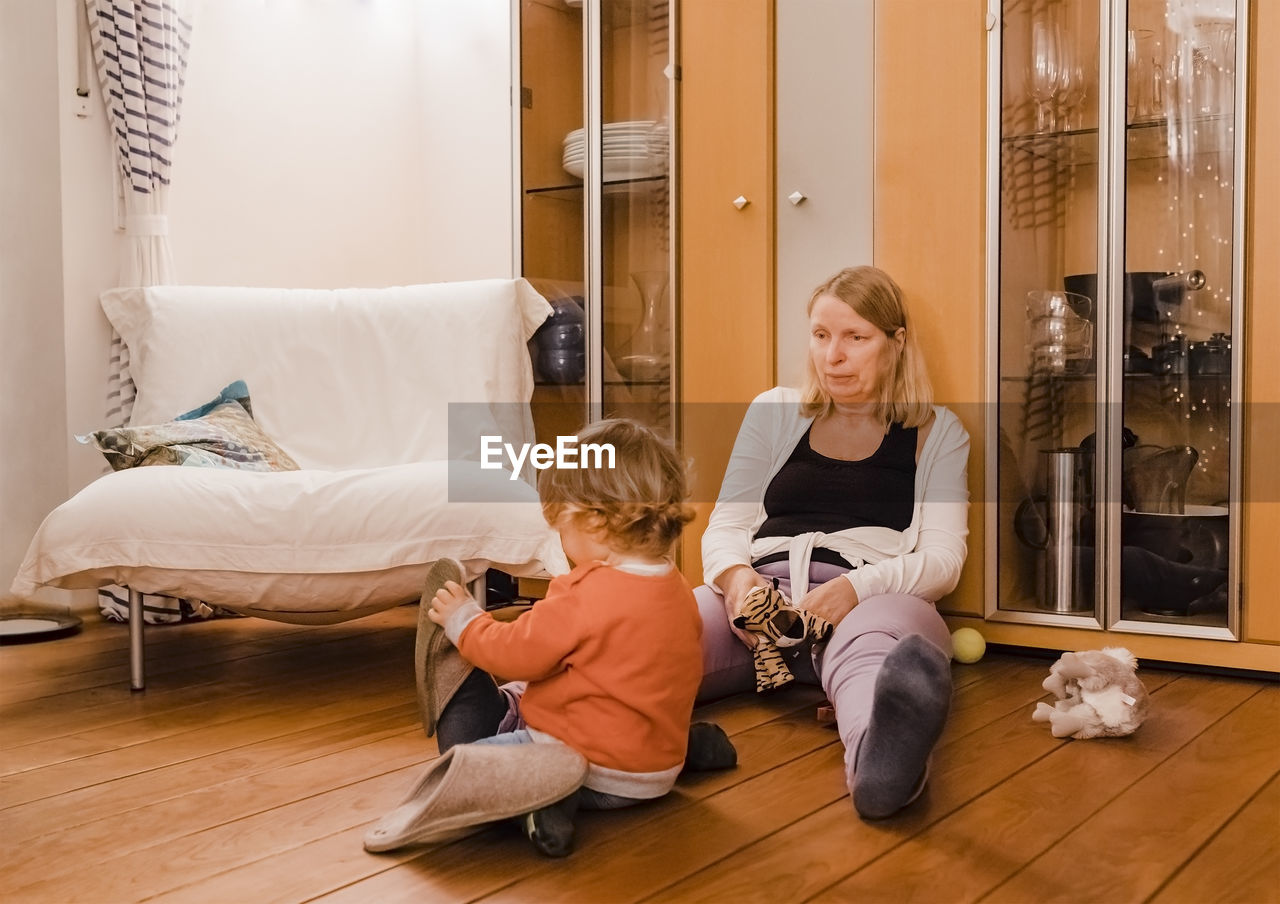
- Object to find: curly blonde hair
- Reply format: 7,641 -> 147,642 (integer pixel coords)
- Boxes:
800,265 -> 934,427
538,418 -> 694,557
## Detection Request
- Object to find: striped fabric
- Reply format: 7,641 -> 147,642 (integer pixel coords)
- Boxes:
87,0 -> 193,427
86,0 -> 196,625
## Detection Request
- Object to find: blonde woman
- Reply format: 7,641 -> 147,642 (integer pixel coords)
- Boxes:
697,265 -> 970,819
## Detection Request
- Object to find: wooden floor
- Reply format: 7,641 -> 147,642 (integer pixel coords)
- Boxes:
2,606 -> 1276,904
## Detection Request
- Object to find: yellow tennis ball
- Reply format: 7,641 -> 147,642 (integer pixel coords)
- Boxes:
951,627 -> 986,664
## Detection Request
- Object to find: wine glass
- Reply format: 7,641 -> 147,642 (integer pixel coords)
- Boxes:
1027,11 -> 1064,133
1058,52 -> 1087,132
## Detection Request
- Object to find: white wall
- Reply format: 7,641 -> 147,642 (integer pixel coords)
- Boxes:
3,0 -> 515,597
0,0 -> 71,605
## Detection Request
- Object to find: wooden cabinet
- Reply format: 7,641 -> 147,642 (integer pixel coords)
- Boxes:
677,0 -> 877,580
676,0 -> 1275,670
876,0 -> 1277,671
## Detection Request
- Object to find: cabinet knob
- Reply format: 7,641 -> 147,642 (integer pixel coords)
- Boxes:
788,190 -> 807,206
732,195 -> 750,210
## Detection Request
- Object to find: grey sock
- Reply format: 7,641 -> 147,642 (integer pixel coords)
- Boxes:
852,633 -> 952,820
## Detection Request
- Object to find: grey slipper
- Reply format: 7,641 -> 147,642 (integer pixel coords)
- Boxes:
415,558 -> 471,737
363,742 -> 589,852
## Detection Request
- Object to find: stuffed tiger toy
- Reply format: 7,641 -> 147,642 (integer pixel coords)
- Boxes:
733,581 -> 832,692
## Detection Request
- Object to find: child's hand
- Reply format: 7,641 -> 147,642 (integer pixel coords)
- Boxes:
426,580 -> 474,627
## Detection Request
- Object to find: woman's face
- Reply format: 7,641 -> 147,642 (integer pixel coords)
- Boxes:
809,293 -> 902,405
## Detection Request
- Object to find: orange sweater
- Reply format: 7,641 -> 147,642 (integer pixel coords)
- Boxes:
456,561 -> 703,774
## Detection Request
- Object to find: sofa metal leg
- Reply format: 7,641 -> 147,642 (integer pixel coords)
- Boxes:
129,587 -> 145,692
469,574 -> 487,608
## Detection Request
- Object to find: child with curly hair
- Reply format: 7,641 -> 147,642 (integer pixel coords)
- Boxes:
422,418 -> 733,856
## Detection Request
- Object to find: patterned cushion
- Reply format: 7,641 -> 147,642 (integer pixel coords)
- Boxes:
80,381 -> 299,473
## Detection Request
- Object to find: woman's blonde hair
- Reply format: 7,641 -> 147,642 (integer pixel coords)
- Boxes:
800,265 -> 934,427
538,418 -> 695,557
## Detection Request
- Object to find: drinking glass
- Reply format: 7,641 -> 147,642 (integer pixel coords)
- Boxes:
1058,56 -> 1087,131
1027,12 -> 1064,133
1127,29 -> 1155,122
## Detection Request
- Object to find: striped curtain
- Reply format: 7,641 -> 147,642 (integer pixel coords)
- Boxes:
87,0 -> 199,625
87,0 -> 192,427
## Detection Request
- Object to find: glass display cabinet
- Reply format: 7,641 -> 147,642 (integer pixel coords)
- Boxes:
516,0 -> 676,445
986,0 -> 1247,639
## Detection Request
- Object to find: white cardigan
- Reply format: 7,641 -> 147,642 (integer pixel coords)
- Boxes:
701,387 -> 970,605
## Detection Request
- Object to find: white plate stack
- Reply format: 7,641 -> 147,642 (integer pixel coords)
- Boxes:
562,120 -> 669,181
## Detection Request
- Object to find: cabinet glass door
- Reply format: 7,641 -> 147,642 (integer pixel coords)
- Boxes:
990,0 -> 1243,637
520,0 -> 587,446
518,0 -> 674,447
995,0 -> 1104,621
599,0 -> 674,438
1117,0 -> 1238,632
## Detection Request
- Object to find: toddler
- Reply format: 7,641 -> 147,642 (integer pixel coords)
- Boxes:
426,418 -> 733,855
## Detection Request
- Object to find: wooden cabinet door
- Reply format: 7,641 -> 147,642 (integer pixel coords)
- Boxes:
875,0 -> 987,617
678,0 -> 775,582
1243,0 -> 1280,645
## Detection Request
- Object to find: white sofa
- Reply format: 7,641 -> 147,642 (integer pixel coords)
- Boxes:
11,278 -> 569,689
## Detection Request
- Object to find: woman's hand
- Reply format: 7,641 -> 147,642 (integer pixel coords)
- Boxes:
798,575 -> 859,628
717,565 -> 770,649
426,580 -> 474,628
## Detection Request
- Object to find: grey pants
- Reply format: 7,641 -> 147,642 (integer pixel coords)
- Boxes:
694,560 -> 952,789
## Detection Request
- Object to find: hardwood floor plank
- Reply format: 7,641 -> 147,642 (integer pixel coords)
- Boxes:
299,658 -> 1059,904
806,676 -> 1260,904
0,645 -> 413,776
5,762 -> 428,904
284,707 -> 839,904
0,668 -> 415,809
0,607 -> 416,704
453,747 -> 849,904
29,701 -> 831,904
0,618 -> 416,746
2,726 -> 429,892
2,703 -> 421,871
474,661 -> 1067,904
983,686 -> 1279,904
1148,771 -> 1280,904
645,667 -> 1082,902
2,602 -> 1271,904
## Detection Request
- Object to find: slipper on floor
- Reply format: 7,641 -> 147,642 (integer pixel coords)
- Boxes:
363,742 -> 589,852
415,558 -> 472,737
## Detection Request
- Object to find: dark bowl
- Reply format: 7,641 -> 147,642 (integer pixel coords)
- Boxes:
1122,505 -> 1228,571
537,321 -> 585,351
538,348 -> 585,384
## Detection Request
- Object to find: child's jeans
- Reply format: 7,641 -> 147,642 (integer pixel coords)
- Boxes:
471,728 -> 641,810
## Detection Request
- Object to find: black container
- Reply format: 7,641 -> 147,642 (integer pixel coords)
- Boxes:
1152,334 -> 1189,376
533,296 -> 586,384
1189,332 -> 1231,375
1064,271 -> 1196,324
538,348 -> 585,384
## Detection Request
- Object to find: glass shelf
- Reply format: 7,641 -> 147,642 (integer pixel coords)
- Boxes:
999,371 -> 1231,383
526,175 -> 667,201
1003,114 -> 1234,166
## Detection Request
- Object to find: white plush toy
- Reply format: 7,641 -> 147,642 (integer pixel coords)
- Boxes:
1032,647 -> 1150,739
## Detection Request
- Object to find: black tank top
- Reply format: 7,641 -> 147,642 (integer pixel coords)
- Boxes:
756,422 -> 918,546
